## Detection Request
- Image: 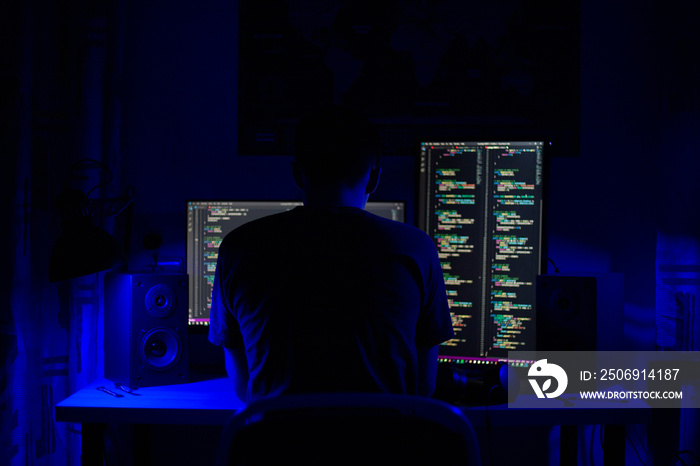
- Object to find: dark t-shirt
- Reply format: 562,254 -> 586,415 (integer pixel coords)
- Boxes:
209,206 -> 453,400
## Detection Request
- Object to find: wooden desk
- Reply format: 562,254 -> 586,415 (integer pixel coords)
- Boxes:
56,378 -> 652,465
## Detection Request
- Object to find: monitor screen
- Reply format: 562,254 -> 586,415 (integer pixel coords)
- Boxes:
186,200 -> 406,326
418,141 -> 545,366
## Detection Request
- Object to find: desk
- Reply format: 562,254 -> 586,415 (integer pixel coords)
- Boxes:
56,378 -> 652,465
463,396 -> 652,465
56,377 -> 242,465
56,377 -> 243,425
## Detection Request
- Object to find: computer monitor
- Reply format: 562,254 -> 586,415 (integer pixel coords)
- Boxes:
186,200 -> 406,327
418,141 -> 546,367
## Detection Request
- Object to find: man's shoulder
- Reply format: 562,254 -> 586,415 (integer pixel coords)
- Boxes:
363,211 -> 424,234
348,212 -> 435,255
219,209 -> 295,249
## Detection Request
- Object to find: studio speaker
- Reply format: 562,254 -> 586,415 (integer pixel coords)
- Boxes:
104,272 -> 189,387
536,274 -> 624,351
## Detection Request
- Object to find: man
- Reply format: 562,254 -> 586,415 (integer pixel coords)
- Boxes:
209,106 -> 454,403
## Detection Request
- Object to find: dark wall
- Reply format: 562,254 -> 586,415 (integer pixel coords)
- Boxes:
548,1 -> 662,349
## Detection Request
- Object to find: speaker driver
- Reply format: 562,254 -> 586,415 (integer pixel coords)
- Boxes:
145,284 -> 177,318
548,288 -> 582,321
140,327 -> 181,371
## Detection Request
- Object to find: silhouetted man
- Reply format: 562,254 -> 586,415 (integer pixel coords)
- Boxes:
209,106 -> 453,403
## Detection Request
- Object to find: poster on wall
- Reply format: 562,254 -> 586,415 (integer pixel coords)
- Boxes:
238,0 -> 580,157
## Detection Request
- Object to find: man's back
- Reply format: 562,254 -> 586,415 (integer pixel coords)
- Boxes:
209,206 -> 453,401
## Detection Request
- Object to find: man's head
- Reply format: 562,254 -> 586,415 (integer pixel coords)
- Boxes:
293,105 -> 381,198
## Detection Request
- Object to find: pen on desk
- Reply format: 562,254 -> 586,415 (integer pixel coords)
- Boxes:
114,383 -> 140,395
97,386 -> 124,398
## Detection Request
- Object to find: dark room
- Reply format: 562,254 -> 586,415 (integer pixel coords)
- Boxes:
2,0 -> 699,465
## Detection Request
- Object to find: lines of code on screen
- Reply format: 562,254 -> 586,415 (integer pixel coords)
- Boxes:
420,142 -> 543,362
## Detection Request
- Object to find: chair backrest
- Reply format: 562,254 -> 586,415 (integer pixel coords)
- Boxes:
215,392 -> 481,466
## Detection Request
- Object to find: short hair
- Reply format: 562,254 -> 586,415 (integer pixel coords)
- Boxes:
294,105 -> 381,186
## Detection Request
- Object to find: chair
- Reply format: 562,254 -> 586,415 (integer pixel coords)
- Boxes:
215,392 -> 481,466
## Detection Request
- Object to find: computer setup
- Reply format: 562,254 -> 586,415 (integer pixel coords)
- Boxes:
184,141 -> 547,399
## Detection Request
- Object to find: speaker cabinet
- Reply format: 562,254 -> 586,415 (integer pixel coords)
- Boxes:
104,272 -> 189,387
536,274 -> 624,351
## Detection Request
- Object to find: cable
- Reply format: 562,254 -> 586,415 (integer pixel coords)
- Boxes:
674,450 -> 700,465
668,454 -> 689,466
66,159 -> 114,200
548,257 -> 561,273
625,431 -> 647,465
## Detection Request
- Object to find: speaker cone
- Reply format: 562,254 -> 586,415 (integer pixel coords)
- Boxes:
145,284 -> 176,318
548,288 -> 582,320
140,327 -> 181,371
